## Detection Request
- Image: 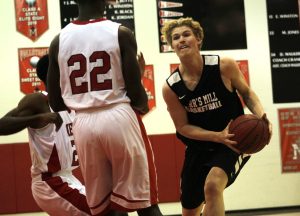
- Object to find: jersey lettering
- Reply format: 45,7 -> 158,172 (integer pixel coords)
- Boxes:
66,122 -> 73,136
71,139 -> 79,166
66,123 -> 79,166
68,51 -> 112,95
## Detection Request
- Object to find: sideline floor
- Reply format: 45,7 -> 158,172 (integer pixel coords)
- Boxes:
1,206 -> 299,216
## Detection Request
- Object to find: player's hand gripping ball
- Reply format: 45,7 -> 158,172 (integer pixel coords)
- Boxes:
229,114 -> 271,154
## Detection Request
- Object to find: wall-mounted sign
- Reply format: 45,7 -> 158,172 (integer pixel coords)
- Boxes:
157,0 -> 247,52
60,0 -> 135,32
266,0 -> 300,103
142,65 -> 156,113
18,47 -> 48,94
236,60 -> 250,107
278,108 -> 300,173
14,0 -> 49,41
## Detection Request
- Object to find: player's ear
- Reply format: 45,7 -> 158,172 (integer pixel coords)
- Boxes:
170,39 -> 175,49
196,37 -> 202,48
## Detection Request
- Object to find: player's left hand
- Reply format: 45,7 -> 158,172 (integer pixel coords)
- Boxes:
261,113 -> 272,144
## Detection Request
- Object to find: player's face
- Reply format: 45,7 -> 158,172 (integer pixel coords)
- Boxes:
171,26 -> 201,58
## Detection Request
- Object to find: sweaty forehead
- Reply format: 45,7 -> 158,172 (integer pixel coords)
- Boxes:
171,26 -> 193,36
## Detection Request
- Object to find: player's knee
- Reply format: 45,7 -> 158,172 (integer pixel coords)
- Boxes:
204,179 -> 223,198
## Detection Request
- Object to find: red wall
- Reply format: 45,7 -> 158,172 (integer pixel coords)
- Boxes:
0,134 -> 185,214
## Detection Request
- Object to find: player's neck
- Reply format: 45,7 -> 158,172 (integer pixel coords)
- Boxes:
77,5 -> 105,21
180,55 -> 203,75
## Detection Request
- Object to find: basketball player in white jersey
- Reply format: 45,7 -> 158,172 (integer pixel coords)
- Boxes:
47,0 -> 163,215
0,55 -> 91,215
0,55 -> 129,216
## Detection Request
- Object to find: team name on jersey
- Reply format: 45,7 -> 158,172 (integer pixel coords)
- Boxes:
185,91 -> 223,113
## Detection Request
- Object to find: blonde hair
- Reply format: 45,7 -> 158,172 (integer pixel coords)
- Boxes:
161,17 -> 204,49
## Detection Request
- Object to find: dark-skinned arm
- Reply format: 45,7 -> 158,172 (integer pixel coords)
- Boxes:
47,34 -> 68,112
0,94 -> 60,135
118,26 -> 149,114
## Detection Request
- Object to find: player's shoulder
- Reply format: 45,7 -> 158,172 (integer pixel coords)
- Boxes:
49,34 -> 60,54
219,56 -> 239,77
220,56 -> 237,68
18,92 -> 49,112
19,92 -> 45,103
118,25 -> 134,39
166,69 -> 181,86
50,34 -> 60,45
118,25 -> 136,51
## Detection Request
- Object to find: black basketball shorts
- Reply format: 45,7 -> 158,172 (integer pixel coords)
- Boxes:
180,143 -> 251,209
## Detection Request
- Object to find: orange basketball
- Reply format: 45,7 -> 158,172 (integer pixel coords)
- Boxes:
229,114 -> 270,154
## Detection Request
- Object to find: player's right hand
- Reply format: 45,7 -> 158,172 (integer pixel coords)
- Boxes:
29,113 -> 61,130
217,121 -> 241,154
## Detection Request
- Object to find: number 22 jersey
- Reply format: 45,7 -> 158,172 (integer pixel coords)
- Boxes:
58,18 -> 130,111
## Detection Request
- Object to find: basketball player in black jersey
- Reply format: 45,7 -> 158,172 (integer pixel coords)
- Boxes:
162,17 -> 272,216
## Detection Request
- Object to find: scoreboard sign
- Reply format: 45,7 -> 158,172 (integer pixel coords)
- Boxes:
60,0 -> 135,32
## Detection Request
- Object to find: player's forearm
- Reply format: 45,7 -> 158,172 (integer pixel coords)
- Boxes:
48,93 -> 67,112
129,87 -> 149,114
0,116 -> 37,135
177,124 -> 217,142
243,91 -> 265,118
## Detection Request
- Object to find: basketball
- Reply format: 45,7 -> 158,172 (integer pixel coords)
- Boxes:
229,114 -> 270,154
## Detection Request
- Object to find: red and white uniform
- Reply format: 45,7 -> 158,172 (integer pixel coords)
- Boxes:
58,19 -> 130,111
28,105 -> 91,216
58,19 -> 159,215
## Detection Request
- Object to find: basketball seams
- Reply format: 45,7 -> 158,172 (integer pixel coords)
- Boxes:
235,119 -> 260,153
229,114 -> 259,132
229,114 -> 268,154
246,120 -> 264,153
246,120 -> 266,153
254,120 -> 268,153
229,119 -> 256,132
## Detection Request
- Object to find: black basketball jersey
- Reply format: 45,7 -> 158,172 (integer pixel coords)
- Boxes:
166,55 -> 244,146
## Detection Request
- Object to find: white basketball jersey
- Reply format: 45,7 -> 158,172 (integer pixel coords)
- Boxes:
28,109 -> 78,179
58,19 -> 130,111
